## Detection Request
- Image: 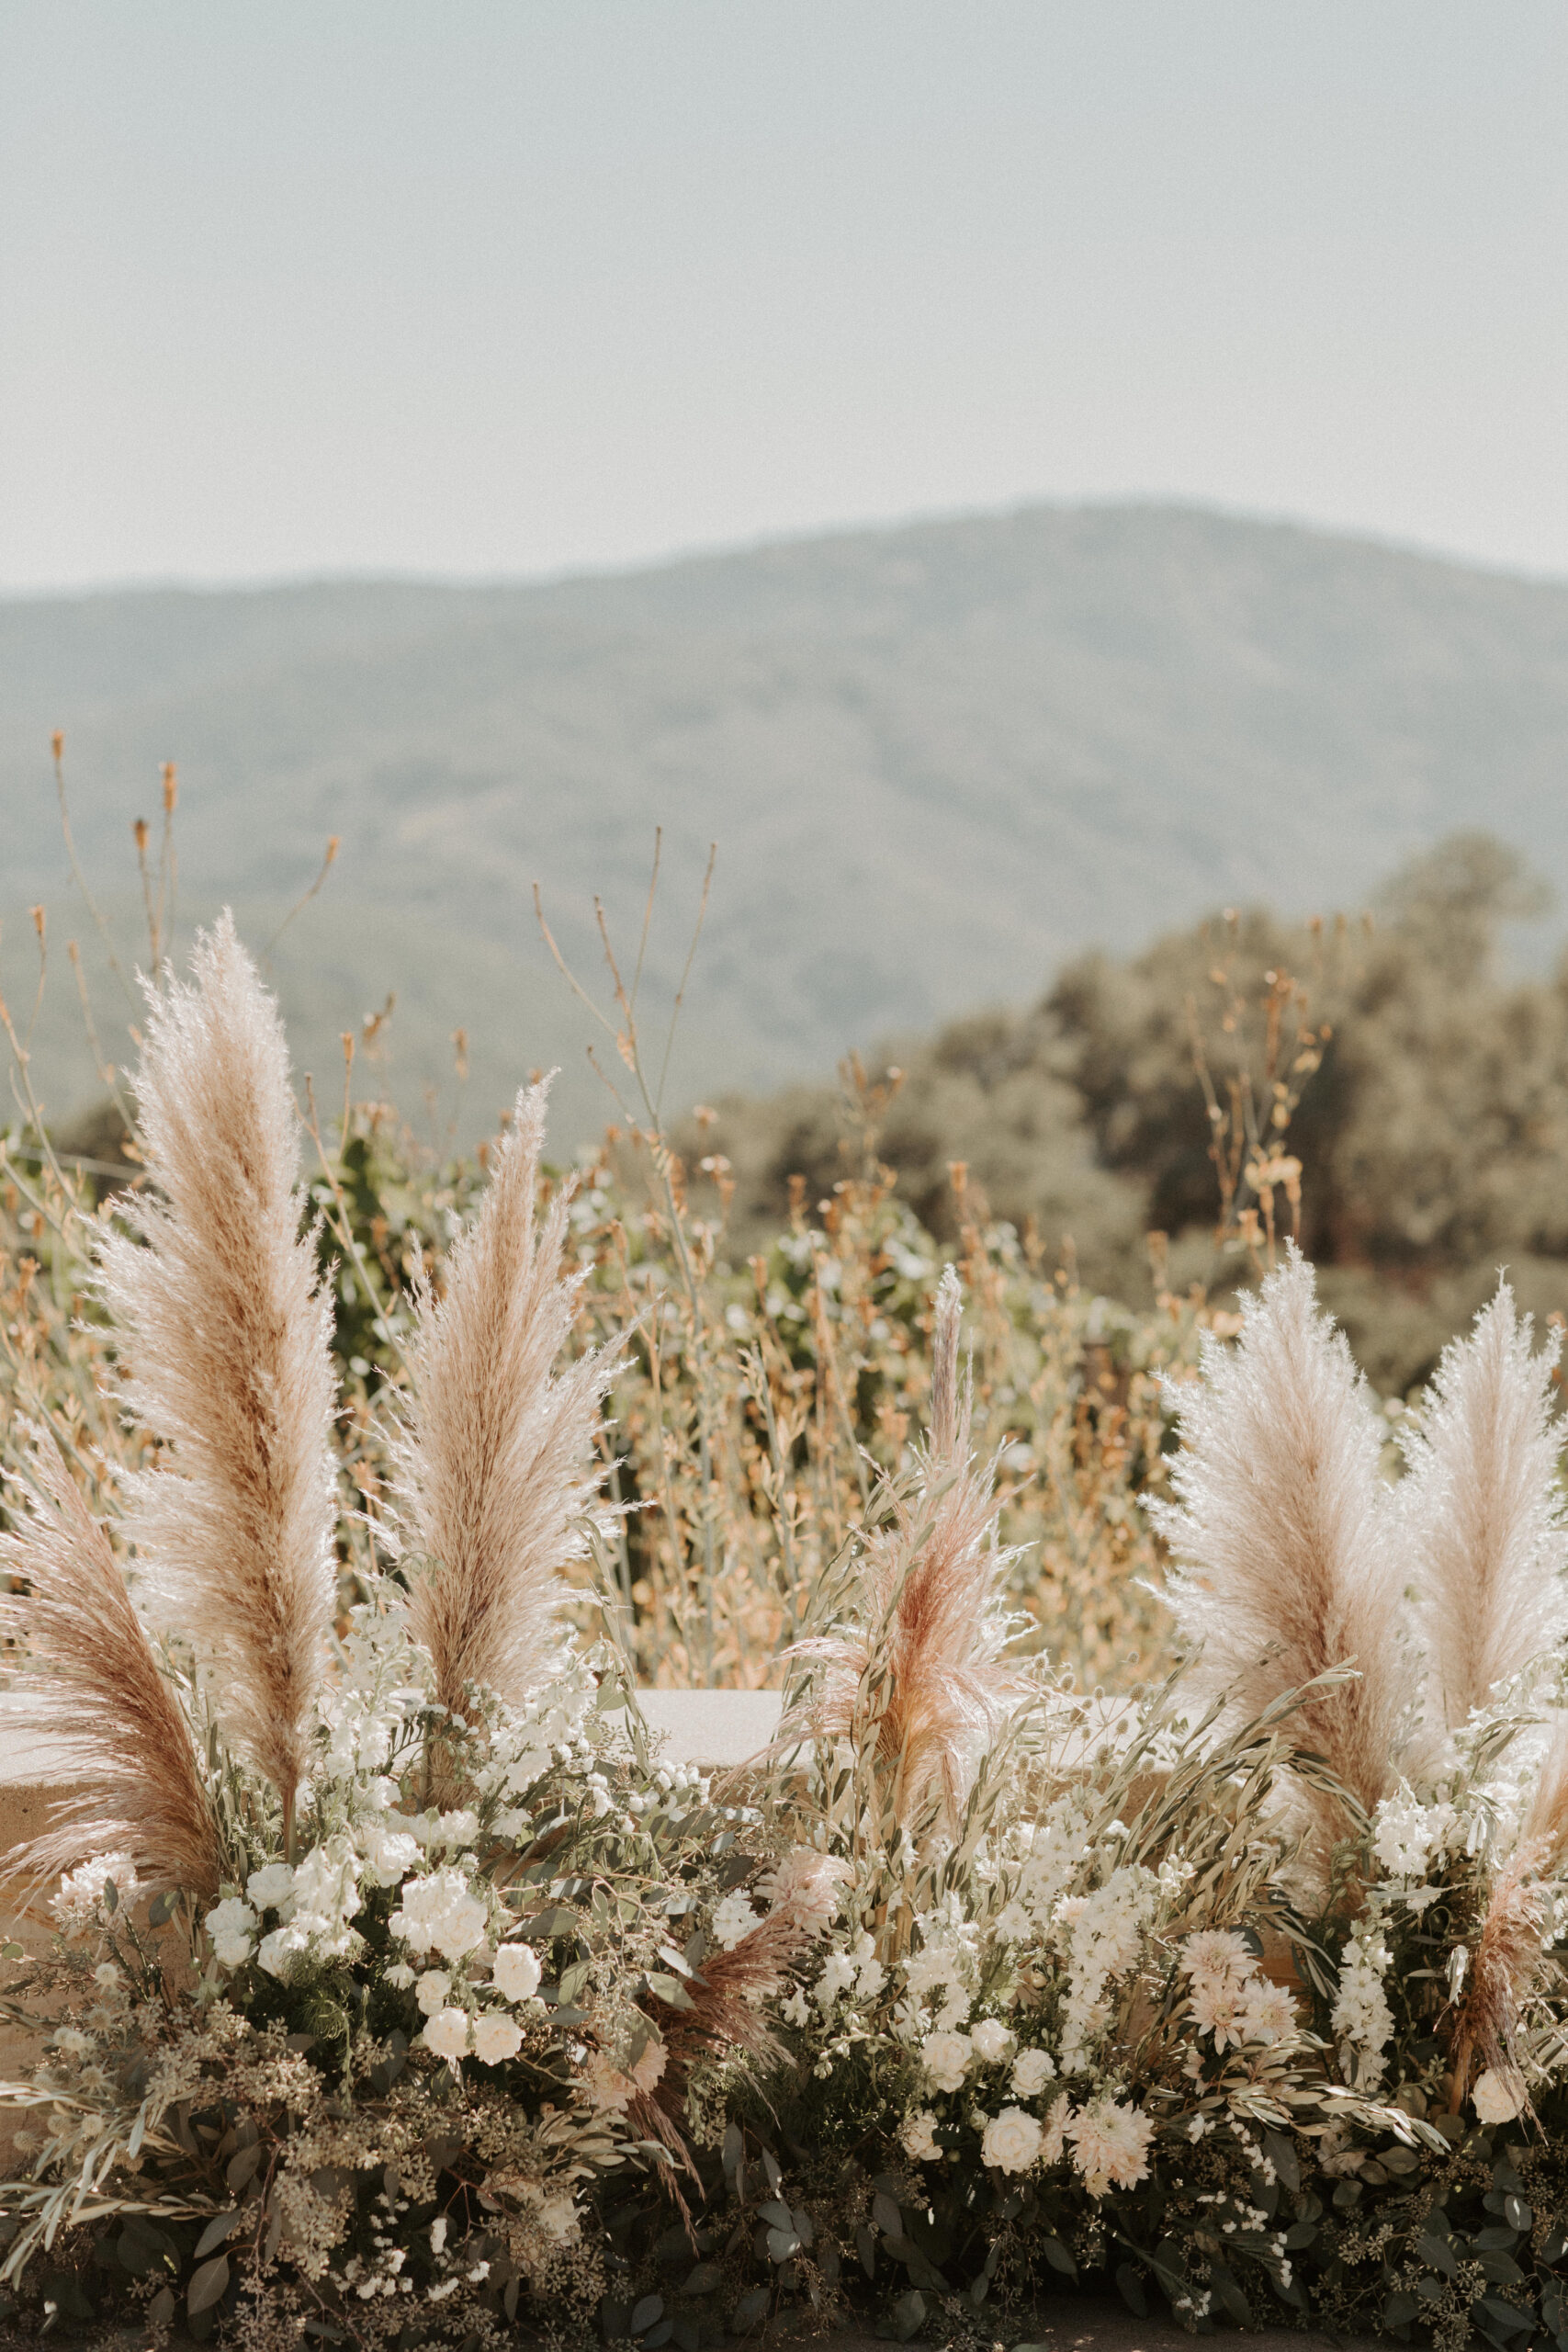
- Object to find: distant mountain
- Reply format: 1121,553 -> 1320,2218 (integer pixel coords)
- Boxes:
6,503 -> 1568,1146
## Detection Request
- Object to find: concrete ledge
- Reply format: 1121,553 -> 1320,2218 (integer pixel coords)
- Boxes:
634,1687 -> 783,1768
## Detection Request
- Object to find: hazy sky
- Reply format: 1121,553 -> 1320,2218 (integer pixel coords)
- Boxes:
5,2 -> 1566,592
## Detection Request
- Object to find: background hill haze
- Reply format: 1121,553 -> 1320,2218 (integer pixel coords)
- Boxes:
6,501 -> 1568,1150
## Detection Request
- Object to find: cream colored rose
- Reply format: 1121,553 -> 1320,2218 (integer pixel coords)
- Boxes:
921,2030 -> 972,2093
472,2011 -> 524,2064
422,2007 -> 471,2063
981,2106 -> 1044,2175
492,1942 -> 542,2002
900,2109 -> 942,2162
970,2018 -> 1014,2065
1010,2045 -> 1056,2098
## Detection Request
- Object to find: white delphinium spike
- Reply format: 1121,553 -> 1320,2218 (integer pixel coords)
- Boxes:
389,1077 -> 622,1714
1154,1245 -> 1413,1826
96,912 -> 338,1833
1400,1283 -> 1568,1733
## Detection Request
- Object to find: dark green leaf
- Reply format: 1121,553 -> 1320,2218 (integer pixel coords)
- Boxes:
187,2254 -> 231,2317
1040,2236 -> 1077,2278
193,2211 -> 243,2260
1116,2264 -> 1147,2316
889,2289 -> 926,2340
630,2293 -> 664,2334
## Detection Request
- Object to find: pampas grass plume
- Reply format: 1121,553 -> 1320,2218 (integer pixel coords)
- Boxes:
1401,1283 -> 1568,1733
97,912 -> 337,1826
785,1265 -> 1025,1828
0,1426 -> 222,1900
389,1077 -> 621,1713
1155,1246 -> 1411,1825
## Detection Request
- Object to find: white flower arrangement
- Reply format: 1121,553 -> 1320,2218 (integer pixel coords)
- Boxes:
8,933 -> 1568,2346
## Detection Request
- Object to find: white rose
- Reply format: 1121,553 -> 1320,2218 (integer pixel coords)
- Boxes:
390,1868 -> 489,1961
1472,2068 -> 1526,2124
921,2030 -> 972,2093
982,2105 -> 1044,2176
970,2018 -> 1013,2065
204,1896 -> 257,1969
256,1921 -> 311,1981
246,1863 -> 297,1913
416,1970 -> 452,2016
1010,2046 -> 1056,2098
472,2012 -> 524,2064
422,2007 -> 471,2063
360,1823 -> 422,1892
493,1943 -> 542,2002
900,2109 -> 942,2162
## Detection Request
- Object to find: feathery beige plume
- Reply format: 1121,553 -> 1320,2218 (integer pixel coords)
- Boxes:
96,912 -> 337,1828
1400,1283 -> 1568,1733
1155,1246 -> 1412,1828
784,1265 -> 1027,1831
1447,1839 -> 1547,2117
0,1426 -> 222,1901
389,1077 -> 621,1714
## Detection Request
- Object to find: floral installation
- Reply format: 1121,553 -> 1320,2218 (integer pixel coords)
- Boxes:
4,922 -> 1568,2348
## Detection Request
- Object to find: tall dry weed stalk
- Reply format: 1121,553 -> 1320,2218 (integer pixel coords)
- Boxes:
0,1424 -> 221,1899
1156,1246 -> 1413,1832
96,914 -> 336,1841
388,1078 -> 621,1713
1400,1285 -> 1568,1733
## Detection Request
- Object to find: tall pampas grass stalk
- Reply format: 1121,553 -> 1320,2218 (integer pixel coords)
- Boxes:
97,912 -> 337,1850
1155,1246 -> 1412,1833
784,1266 -> 1026,1833
0,1425 -> 223,1902
1400,1284 -> 1568,1735
388,1076 -> 622,1716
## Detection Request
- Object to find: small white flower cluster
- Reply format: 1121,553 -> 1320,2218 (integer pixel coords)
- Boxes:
1330,1927 -> 1395,2082
204,1839 -> 366,1982
1370,1787 -> 1457,1892
1052,1864 -> 1157,2072
469,1671 -> 603,1837
316,1607 -> 424,1785
1062,2093 -> 1156,2197
1181,1929 -> 1297,2052
413,1936 -> 542,2068
625,1760 -> 709,1829
51,1853 -> 140,1933
989,1800 -> 1092,1945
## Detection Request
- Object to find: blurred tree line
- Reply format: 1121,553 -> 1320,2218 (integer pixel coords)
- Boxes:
689,833 -> 1568,1392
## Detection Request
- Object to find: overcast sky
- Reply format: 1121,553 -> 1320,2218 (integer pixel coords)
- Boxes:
4,2 -> 1566,593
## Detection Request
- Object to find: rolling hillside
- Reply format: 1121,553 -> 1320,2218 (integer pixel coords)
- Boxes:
6,502 -> 1568,1145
